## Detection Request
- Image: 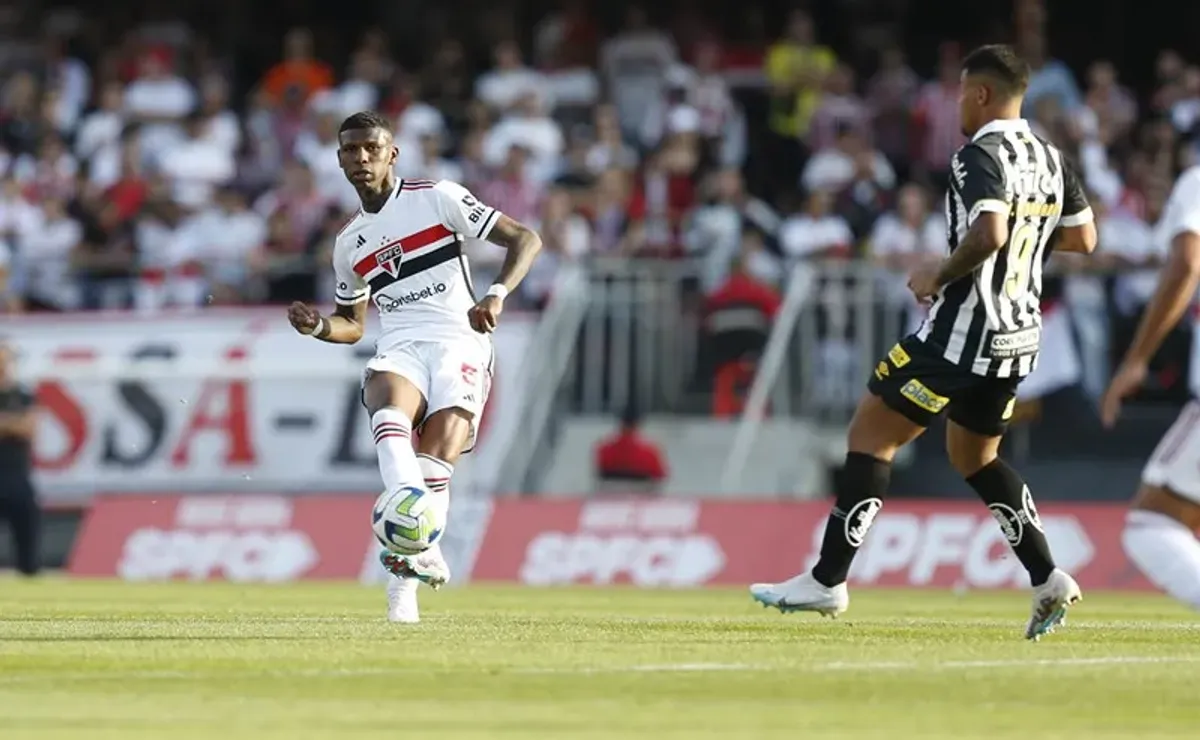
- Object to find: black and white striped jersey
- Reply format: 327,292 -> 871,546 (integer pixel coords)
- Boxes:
916,118 -> 1093,378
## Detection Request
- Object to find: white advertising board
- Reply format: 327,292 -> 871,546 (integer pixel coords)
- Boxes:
6,308 -> 535,504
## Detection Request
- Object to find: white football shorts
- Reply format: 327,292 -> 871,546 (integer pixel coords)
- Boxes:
363,334 -> 494,452
1142,400 -> 1200,504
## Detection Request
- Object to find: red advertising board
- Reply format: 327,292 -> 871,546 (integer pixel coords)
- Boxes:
70,494 -> 1154,591
69,494 -> 378,582
471,499 -> 1154,591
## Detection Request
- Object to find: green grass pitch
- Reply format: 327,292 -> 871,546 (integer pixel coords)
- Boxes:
1,579 -> 1197,739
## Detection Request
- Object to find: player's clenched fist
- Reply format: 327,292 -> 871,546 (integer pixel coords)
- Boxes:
467,295 -> 503,334
288,301 -> 322,335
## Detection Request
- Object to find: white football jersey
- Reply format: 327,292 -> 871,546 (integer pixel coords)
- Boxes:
333,178 -> 502,344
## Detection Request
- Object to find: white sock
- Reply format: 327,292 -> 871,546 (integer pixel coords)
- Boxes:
371,408 -> 424,493
416,454 -> 453,524
1122,509 -> 1200,609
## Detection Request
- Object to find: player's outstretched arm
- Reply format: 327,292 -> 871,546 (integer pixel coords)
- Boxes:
1102,231 -> 1200,426
287,300 -> 367,344
466,214 -> 543,334
485,214 -> 543,295
1122,231 -> 1200,365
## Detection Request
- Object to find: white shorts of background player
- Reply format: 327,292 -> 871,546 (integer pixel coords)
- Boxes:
1141,400 -> 1200,502
1126,399 -> 1200,610
363,334 -> 493,452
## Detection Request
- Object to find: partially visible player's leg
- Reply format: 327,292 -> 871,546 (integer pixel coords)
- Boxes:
1122,487 -> 1200,610
362,366 -> 428,494
945,385 -> 1080,640
1123,405 -> 1200,609
381,339 -> 490,592
750,338 -> 939,615
362,350 -> 438,624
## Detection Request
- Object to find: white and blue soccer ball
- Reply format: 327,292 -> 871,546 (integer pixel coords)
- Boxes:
371,487 -> 444,555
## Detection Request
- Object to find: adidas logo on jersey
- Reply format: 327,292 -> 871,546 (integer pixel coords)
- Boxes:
375,283 -> 448,311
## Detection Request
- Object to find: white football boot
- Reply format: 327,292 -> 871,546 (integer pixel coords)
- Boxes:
1025,568 -> 1082,641
380,544 -> 451,590
749,571 -> 849,617
386,576 -> 420,624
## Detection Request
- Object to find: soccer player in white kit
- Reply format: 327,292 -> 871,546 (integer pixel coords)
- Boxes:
1103,165 -> 1200,611
287,112 -> 542,623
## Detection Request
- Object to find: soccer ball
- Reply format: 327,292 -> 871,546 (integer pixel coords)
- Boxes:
371,487 -> 444,555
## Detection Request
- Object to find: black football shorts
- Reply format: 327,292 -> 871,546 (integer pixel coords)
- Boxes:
867,335 -> 1022,437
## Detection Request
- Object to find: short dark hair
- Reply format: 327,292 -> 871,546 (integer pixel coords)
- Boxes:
962,44 -> 1030,96
339,111 -> 393,135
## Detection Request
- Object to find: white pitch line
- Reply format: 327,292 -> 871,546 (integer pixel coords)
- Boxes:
2,655 -> 1199,685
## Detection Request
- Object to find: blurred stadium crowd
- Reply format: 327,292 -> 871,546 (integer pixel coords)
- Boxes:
0,0 -> 1193,321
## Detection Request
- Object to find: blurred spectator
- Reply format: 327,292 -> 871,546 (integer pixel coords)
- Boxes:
475,40 -> 545,113
122,47 -> 195,151
702,239 -> 781,416
473,145 -> 544,282
623,137 -> 698,256
588,168 -> 631,254
1020,31 -> 1082,116
911,43 -> 965,192
1,72 -> 46,157
703,238 -> 781,335
1153,50 -> 1187,115
134,188 -> 206,311
326,48 -> 389,116
522,187 -> 590,308
401,131 -> 464,184
21,196 -> 81,311
1169,67 -> 1200,137
196,77 -> 241,155
685,168 -> 781,290
251,207 -> 315,304
483,91 -> 564,184
158,112 -> 235,210
779,189 -> 853,261
867,46 -> 920,177
600,5 -> 679,139
1077,61 -> 1138,143
261,28 -> 333,105
41,35 -> 91,133
534,0 -> 601,71
13,134 -> 78,202
0,178 -> 43,248
764,9 -> 835,189
868,183 -> 946,331
74,81 -> 125,167
1103,182 -> 1167,319
73,178 -> 137,311
585,104 -> 638,175
255,161 -> 330,252
594,405 -> 667,494
803,125 -> 895,197
809,64 -> 869,152
295,111 -> 358,211
191,187 -> 268,304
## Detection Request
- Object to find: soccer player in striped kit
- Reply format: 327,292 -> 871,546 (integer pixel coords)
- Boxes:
1103,164 -> 1200,612
751,45 -> 1098,640
288,112 -> 541,623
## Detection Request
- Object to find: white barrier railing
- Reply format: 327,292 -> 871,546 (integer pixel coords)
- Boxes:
495,264 -> 592,494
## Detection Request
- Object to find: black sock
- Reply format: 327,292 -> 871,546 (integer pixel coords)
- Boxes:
811,452 -> 891,588
965,458 -> 1055,586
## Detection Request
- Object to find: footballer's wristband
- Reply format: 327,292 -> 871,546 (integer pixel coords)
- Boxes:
485,284 -> 509,301
302,316 -> 328,337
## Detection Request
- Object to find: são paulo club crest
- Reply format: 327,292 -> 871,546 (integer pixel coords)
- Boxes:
375,238 -> 404,278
